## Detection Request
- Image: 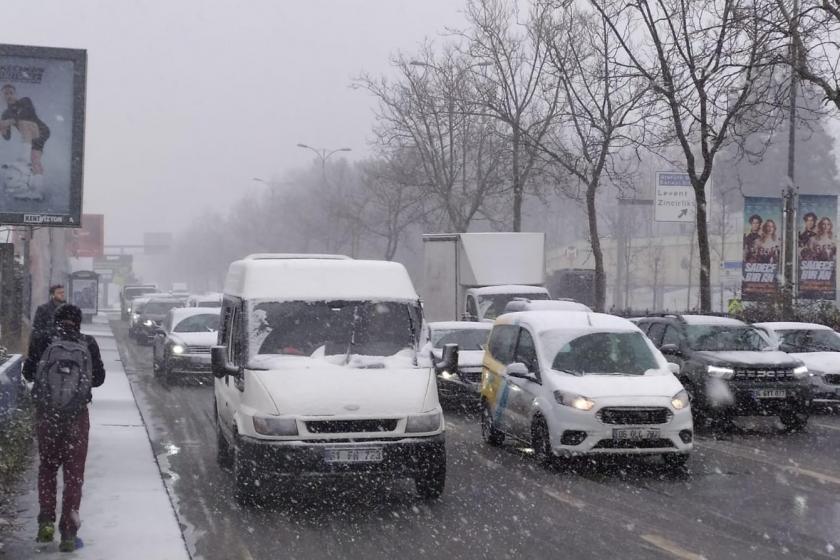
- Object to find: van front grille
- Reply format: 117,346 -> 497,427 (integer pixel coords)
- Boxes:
306,419 -> 398,434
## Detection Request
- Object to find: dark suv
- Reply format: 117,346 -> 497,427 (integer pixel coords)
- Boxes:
130,296 -> 186,344
635,314 -> 811,430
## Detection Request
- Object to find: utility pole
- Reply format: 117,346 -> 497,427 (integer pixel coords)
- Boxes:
782,0 -> 800,319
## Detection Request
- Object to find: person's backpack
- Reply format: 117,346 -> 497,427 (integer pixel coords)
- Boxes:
33,337 -> 92,415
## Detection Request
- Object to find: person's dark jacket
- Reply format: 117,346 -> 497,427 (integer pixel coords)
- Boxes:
32,299 -> 61,344
22,327 -> 106,404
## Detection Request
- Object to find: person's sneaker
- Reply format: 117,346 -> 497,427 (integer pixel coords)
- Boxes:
35,522 -> 55,543
58,537 -> 78,553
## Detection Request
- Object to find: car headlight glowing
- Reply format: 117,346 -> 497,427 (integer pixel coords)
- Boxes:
252,416 -> 298,436
671,390 -> 689,410
707,365 -> 735,379
554,390 -> 595,411
143,319 -> 153,327
171,344 -> 185,355
406,412 -> 442,433
792,365 -> 809,379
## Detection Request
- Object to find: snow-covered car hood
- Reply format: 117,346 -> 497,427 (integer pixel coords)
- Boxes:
547,369 -> 683,398
248,356 -> 433,416
789,352 -> 840,374
694,351 -> 801,368
428,348 -> 485,369
170,331 -> 218,348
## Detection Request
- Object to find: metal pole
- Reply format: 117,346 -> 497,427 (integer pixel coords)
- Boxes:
783,0 -> 799,318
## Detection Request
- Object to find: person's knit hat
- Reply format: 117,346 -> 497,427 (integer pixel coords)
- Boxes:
54,304 -> 83,327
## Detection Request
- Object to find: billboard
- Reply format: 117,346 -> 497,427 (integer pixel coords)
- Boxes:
742,197 -> 782,301
0,44 -> 86,227
68,213 -> 104,257
654,172 -> 711,223
798,195 -> 837,300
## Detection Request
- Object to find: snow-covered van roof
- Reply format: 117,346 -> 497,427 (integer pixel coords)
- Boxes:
469,284 -> 550,296
223,257 -> 419,301
244,253 -> 351,261
496,311 -> 640,334
428,321 -> 492,331
503,299 -> 592,313
754,321 -> 833,332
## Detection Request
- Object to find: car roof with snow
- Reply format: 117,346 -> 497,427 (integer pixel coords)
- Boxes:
503,299 -> 592,313
495,311 -> 641,334
169,307 -> 221,322
469,284 -> 549,296
223,256 -> 418,301
427,321 -> 492,331
680,315 -> 746,326
754,321 -> 834,331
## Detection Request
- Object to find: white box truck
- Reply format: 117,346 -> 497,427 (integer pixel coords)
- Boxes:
421,232 -> 549,322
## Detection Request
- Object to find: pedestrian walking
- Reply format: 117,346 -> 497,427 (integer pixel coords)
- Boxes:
22,304 -> 106,552
31,284 -> 65,346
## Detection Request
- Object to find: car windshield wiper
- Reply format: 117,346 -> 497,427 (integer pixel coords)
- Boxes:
552,368 -> 582,376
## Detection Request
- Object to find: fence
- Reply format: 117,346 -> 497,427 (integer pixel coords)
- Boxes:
0,354 -> 24,424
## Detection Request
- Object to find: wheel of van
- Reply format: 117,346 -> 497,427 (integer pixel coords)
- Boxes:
415,451 -> 446,500
663,453 -> 690,472
215,409 -> 233,469
233,440 -> 259,506
531,416 -> 554,468
480,402 -> 505,446
779,411 -> 809,432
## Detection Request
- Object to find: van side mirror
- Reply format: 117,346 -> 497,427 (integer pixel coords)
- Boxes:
211,345 -> 237,379
435,343 -> 459,376
505,362 -> 531,379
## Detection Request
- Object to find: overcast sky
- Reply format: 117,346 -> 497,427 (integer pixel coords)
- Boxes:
4,0 -> 467,245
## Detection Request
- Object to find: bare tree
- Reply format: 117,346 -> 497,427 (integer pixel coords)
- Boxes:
769,0 -> 840,110
534,2 -> 648,311
592,0 -> 781,311
355,45 -> 508,232
462,0 -> 562,231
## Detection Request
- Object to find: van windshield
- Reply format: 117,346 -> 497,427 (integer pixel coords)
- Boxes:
542,330 -> 659,376
248,300 -> 420,362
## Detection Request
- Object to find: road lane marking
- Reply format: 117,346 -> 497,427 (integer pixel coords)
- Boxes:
640,534 -> 706,560
813,422 -> 840,432
698,440 -> 840,486
542,488 -> 586,509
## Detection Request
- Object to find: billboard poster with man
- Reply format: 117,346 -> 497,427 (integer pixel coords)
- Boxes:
798,195 -> 837,300
742,197 -> 782,301
0,44 -> 86,227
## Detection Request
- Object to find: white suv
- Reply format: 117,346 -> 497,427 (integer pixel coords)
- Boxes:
212,255 -> 445,504
479,311 -> 693,469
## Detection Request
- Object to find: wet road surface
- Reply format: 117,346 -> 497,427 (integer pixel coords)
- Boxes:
112,320 -> 840,560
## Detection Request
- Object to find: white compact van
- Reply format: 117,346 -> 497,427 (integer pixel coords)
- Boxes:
212,255 -> 446,504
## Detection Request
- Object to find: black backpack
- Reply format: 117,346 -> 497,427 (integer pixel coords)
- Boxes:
33,337 -> 92,415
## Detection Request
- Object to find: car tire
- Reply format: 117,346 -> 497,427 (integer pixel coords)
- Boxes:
663,453 -> 690,471
415,450 -> 446,500
779,411 -> 809,432
480,401 -> 504,446
531,415 -> 554,468
233,439 -> 259,507
216,409 -> 234,469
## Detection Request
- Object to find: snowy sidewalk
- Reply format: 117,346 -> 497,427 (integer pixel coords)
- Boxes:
3,316 -> 189,559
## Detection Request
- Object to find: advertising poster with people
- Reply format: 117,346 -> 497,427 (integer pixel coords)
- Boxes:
798,195 -> 837,300
742,197 -> 782,301
0,44 -> 86,227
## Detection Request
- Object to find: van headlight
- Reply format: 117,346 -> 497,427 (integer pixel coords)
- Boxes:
671,390 -> 689,410
252,416 -> 298,436
707,365 -> 735,379
171,344 -> 185,355
792,365 -> 809,379
406,412 -> 442,433
554,390 -> 595,411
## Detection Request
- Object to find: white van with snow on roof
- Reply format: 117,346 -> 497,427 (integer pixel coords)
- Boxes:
212,254 -> 446,504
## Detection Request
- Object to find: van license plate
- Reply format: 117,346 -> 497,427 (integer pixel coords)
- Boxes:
754,389 -> 786,399
324,447 -> 383,463
613,428 -> 660,441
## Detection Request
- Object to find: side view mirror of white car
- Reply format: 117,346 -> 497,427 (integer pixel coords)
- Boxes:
667,362 -> 681,376
505,362 -> 533,379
